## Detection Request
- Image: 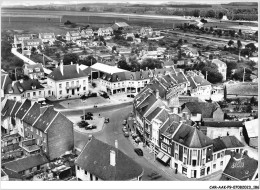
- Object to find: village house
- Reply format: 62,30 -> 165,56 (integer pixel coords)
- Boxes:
181,102 -> 224,123
79,28 -> 94,38
13,34 -> 34,48
23,64 -> 45,80
140,27 -> 153,37
2,154 -> 49,180
22,38 -> 43,51
39,33 -> 56,45
47,61 -> 89,100
5,78 -> 51,102
212,59 -> 227,81
112,22 -> 130,31
97,27 -> 113,36
65,31 -> 81,42
75,136 -> 143,181
203,121 -> 244,141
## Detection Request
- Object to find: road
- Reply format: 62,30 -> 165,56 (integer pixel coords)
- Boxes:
64,105 -> 173,181
2,9 -> 191,21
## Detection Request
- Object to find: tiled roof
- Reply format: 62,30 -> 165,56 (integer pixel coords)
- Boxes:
183,102 -> 218,119
33,106 -> 58,132
212,138 -> 227,152
162,121 -> 180,138
146,107 -> 162,122
3,154 -> 49,173
223,153 -> 258,180
22,102 -> 41,126
173,123 -> 213,148
47,64 -> 88,81
192,75 -> 211,87
6,82 -> 24,95
114,22 -> 129,28
170,71 -> 188,84
226,82 -> 258,96
75,137 -> 143,180
220,136 -> 244,149
1,99 -> 16,117
203,121 -> 244,128
19,79 -> 44,91
136,94 -> 157,117
10,101 -> 22,117
15,99 -> 32,119
39,33 -> 55,39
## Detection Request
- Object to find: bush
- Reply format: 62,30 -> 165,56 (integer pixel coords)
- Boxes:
77,121 -> 89,128
92,82 -> 97,88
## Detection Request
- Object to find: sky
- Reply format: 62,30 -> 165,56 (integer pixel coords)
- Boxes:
1,0 -> 258,6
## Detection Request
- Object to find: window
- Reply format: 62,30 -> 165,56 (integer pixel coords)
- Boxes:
203,149 -> 206,156
83,87 -> 86,91
168,147 -> 171,154
76,81 -> 79,86
66,82 -> 69,87
184,157 -> 187,165
220,161 -> 223,166
175,153 -> 178,160
31,126 -> 33,131
67,90 -> 69,94
184,147 -> 187,155
48,90 -> 51,95
202,158 -> 205,165
59,90 -> 62,95
40,131 -> 42,137
83,80 -> 86,85
213,154 -> 217,161
27,93 -> 30,97
182,167 -> 187,175
200,168 -> 205,176
33,92 -> 36,96
192,160 -> 197,167
77,166 -> 80,170
175,144 -> 179,152
59,84 -> 62,88
84,170 -> 88,175
39,91 -> 41,96
36,129 -> 38,135
192,150 -> 197,157
161,143 -> 167,152
213,164 -> 216,169
43,137 -> 46,143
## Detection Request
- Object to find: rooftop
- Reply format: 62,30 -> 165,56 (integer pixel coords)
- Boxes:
244,119 -> 259,138
91,63 -> 129,75
75,137 -> 143,181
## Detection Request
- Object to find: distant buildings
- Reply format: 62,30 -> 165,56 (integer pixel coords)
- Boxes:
39,33 -> 56,44
23,64 -> 45,80
65,31 -> 81,42
13,34 -> 34,48
112,22 -> 130,31
22,39 -> 43,51
75,136 -> 143,181
97,27 -> 113,37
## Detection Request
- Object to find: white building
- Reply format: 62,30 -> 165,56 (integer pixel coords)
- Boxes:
75,137 -> 143,181
65,31 -> 81,42
47,61 -> 89,100
97,27 -> 113,36
39,33 -> 56,44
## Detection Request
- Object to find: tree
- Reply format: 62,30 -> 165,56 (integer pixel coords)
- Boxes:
206,10 -> 215,18
55,52 -> 61,59
233,67 -> 252,81
11,57 -> 24,67
218,12 -> 224,19
64,20 -> 72,25
81,7 -> 87,11
117,60 -> 132,71
112,46 -> 117,53
226,61 -> 237,78
79,55 -> 97,66
63,53 -> 79,65
178,39 -> 183,46
193,9 -> 200,17
237,40 -> 242,61
1,39 -> 12,60
202,66 -> 223,83
140,58 -> 162,70
245,43 -> 257,57
31,47 -> 37,54
126,36 -> 133,41
250,96 -> 256,106
228,40 -> 234,47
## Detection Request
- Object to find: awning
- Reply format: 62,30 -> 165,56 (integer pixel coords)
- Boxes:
161,154 -> 170,163
156,152 -> 164,160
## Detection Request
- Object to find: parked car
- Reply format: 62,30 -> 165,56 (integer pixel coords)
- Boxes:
88,92 -> 97,97
122,127 -> 127,132
135,137 -> 141,143
105,118 -> 110,123
85,124 -> 97,130
134,148 -> 143,156
81,114 -> 93,120
123,131 -> 129,137
148,172 -> 162,180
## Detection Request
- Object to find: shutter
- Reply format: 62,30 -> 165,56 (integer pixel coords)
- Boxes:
187,148 -> 189,165
172,142 -> 175,157
179,145 -> 183,162
197,150 -> 200,166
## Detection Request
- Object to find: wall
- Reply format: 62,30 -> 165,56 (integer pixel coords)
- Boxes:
47,113 -> 74,160
75,166 -> 102,181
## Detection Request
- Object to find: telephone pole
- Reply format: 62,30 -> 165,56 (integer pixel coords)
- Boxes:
206,71 -> 208,81
243,67 -> 245,83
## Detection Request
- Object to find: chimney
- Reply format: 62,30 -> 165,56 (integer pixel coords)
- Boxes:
71,61 -> 73,65
110,150 -> 116,166
115,140 -> 118,149
156,89 -> 159,99
146,67 -> 148,71
60,60 -> 64,76
76,63 -> 79,74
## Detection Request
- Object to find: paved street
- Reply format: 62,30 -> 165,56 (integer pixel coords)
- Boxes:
67,105 -> 174,181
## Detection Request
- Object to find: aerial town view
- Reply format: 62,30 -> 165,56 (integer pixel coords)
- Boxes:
0,0 -> 259,189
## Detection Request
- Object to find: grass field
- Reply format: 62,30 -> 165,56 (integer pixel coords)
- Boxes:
1,15 -> 186,35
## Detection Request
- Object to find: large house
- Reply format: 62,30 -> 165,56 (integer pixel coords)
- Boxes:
112,22 -> 130,31
13,34 -> 34,48
97,27 -> 113,36
22,39 -> 43,51
2,98 -> 74,161
39,33 -> 56,44
140,27 -> 153,37
75,136 -> 143,181
212,59 -> 227,81
47,61 -> 89,100
23,64 -> 45,80
79,29 -> 94,38
5,78 -> 51,102
65,31 -> 81,42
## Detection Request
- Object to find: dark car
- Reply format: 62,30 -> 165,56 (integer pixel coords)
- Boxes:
134,148 -> 143,156
81,115 -> 93,120
105,118 -> 110,123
